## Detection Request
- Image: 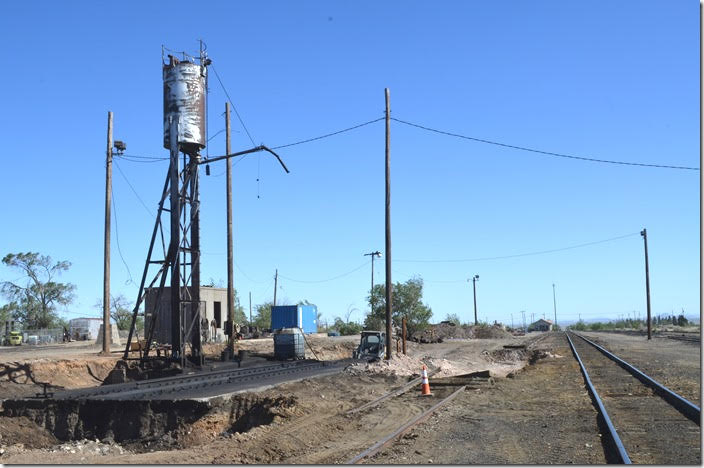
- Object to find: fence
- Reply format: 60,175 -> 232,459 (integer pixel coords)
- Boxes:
19,328 -> 64,345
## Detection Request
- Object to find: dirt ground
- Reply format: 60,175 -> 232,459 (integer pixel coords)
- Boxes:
0,331 -> 699,464
578,330 -> 701,405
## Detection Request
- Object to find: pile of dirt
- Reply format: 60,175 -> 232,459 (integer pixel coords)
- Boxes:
0,416 -> 57,449
0,358 -> 117,399
411,323 -> 514,343
345,352 -> 426,377
472,325 -> 514,339
302,336 -> 356,360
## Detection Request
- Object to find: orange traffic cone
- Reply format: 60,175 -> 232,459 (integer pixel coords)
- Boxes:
420,364 -> 432,396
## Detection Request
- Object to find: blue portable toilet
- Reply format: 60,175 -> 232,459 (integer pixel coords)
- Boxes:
271,304 -> 318,334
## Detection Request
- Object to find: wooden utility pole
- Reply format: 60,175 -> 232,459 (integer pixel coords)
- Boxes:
552,283 -> 557,327
273,269 -> 278,306
472,275 -> 479,325
402,316 -> 407,355
101,111 -> 113,355
384,88 -> 393,360
249,291 -> 252,324
225,102 -> 236,357
641,228 -> 652,340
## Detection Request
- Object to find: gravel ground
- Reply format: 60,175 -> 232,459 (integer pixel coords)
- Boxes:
366,333 -> 608,464
579,331 -> 700,405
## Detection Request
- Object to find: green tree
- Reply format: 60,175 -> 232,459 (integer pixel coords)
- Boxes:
94,294 -> 144,332
252,301 -> 273,329
444,313 -> 461,325
364,277 -> 433,336
1,252 -> 76,329
332,317 -> 362,335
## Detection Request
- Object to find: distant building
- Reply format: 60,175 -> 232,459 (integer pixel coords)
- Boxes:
527,318 -> 553,332
145,286 -> 231,345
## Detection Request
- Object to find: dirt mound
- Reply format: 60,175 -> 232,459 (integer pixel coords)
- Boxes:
412,323 -> 514,343
0,359 -> 116,399
0,416 -> 57,449
472,325 -> 514,339
346,352 -> 426,377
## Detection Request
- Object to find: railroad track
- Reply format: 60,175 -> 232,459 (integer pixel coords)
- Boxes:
49,359 -> 356,401
566,331 -> 700,464
343,370 -> 493,464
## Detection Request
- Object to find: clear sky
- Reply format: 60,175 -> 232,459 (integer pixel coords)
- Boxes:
0,1 -> 699,328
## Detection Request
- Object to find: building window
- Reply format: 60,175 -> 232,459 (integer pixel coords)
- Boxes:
214,301 -> 221,328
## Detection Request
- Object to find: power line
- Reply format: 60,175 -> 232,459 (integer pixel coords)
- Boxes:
110,187 -> 135,286
278,260 -> 370,284
397,232 -> 640,263
113,160 -> 154,217
118,153 -> 168,162
271,117 -> 385,150
210,63 -> 257,147
391,117 -> 700,171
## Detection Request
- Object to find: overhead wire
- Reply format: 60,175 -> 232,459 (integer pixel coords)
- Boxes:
270,117 -> 385,150
396,232 -> 640,264
278,260 -> 370,284
113,160 -> 155,217
110,186 -> 136,287
210,63 -> 257,147
390,117 -> 700,171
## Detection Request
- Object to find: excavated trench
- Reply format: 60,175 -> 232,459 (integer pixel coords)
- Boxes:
1,393 -> 297,450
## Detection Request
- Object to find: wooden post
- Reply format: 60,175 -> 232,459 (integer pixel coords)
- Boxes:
226,102 -> 235,356
274,269 -> 278,306
102,111 -> 113,355
641,229 -> 652,340
402,316 -> 407,355
384,88 -> 393,360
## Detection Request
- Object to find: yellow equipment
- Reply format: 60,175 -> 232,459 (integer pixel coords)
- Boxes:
9,331 -> 22,346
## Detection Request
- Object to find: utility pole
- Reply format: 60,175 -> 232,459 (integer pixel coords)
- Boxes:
364,251 -> 382,315
470,275 -> 479,325
511,313 -> 514,329
101,111 -> 113,355
641,228 -> 652,340
552,283 -> 557,327
402,316 -> 407,355
521,310 -> 526,331
225,102 -> 236,358
384,88 -> 393,360
249,291 -> 252,324
273,269 -> 278,306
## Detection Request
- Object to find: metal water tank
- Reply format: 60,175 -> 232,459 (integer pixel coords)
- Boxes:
163,57 -> 207,153
273,328 -> 305,360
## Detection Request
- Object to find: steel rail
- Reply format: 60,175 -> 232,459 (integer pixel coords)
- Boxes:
565,331 -> 631,464
572,332 -> 701,424
54,359 -> 356,400
346,369 -> 440,415
345,385 -> 467,464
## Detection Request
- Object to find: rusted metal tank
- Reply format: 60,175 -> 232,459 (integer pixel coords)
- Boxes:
163,56 -> 207,153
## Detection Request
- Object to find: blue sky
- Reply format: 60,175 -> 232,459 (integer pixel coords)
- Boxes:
0,1 -> 699,328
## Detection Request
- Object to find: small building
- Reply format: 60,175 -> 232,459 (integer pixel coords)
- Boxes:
145,286 -> 232,345
527,318 -> 553,332
69,317 -> 104,341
